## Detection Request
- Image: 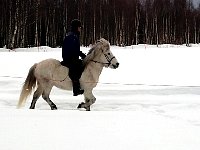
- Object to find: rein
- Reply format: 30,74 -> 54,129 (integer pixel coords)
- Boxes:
91,60 -> 109,65
91,54 -> 115,66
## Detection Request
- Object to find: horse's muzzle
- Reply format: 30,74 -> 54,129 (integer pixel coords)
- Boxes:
112,63 -> 119,69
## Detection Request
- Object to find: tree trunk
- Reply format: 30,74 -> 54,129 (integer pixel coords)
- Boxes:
155,15 -> 159,47
10,0 -> 19,49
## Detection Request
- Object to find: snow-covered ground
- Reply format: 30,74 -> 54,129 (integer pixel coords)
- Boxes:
0,44 -> 200,150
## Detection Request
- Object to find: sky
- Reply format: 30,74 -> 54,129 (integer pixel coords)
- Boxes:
193,0 -> 200,7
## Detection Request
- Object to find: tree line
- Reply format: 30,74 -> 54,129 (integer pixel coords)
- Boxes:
0,0 -> 200,48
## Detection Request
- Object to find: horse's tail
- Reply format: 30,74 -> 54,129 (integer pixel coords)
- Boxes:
17,63 -> 37,108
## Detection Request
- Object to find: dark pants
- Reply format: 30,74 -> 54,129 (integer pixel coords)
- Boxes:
61,59 -> 84,95
61,59 -> 84,81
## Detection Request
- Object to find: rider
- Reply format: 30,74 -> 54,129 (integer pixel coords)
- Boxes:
62,19 -> 86,96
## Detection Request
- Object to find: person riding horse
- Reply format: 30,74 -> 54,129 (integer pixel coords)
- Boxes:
61,19 -> 86,96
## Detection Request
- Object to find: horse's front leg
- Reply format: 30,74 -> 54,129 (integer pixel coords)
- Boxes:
77,90 -> 96,111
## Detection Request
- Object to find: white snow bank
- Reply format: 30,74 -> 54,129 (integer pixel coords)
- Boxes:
1,110 -> 200,150
0,44 -> 200,150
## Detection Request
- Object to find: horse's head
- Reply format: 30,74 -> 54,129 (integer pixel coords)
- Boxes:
96,38 -> 119,69
84,38 -> 119,69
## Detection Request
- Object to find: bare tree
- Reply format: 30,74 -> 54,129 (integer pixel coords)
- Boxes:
1,0 -> 200,48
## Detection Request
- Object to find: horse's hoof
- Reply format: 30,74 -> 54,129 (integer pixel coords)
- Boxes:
51,105 -> 57,110
77,103 -> 90,111
86,107 -> 90,111
77,102 -> 84,109
77,104 -> 81,109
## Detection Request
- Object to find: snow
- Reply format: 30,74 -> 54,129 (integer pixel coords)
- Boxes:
1,44 -> 200,150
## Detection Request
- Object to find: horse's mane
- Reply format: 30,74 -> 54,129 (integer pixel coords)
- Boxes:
83,38 -> 110,66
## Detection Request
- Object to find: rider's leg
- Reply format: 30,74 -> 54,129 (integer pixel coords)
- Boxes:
69,60 -> 84,96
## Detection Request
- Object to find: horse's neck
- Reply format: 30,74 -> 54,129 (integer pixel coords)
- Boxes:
82,61 -> 103,83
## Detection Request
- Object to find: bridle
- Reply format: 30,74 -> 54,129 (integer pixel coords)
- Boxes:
91,51 -> 115,67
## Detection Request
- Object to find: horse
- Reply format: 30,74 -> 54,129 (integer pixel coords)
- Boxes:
17,38 -> 119,111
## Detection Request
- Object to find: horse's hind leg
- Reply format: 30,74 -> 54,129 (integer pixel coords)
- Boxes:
42,86 -> 57,110
30,85 -> 43,109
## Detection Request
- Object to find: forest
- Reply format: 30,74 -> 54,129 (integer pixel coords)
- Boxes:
0,0 -> 200,48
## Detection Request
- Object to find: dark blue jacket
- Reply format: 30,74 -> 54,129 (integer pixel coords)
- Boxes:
62,32 -> 85,63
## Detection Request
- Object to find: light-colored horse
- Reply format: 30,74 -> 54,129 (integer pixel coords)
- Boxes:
17,38 -> 119,111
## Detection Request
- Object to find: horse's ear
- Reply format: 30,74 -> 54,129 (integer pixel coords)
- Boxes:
95,39 -> 101,44
98,38 -> 110,49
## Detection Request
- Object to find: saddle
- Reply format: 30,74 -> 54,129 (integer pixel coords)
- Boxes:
60,60 -> 85,80
60,61 -> 69,68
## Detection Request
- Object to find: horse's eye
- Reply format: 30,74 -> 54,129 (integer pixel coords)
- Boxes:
108,53 -> 110,55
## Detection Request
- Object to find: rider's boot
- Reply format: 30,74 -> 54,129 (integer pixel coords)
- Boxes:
72,80 -> 84,96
